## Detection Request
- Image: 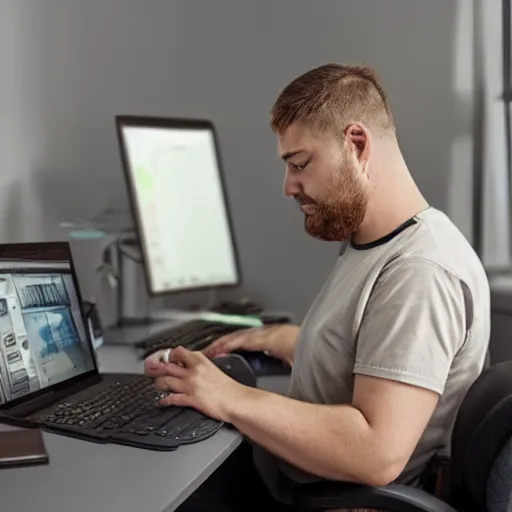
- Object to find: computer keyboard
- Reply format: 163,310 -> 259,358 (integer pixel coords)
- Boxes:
136,319 -> 291,377
28,375 -> 222,450
136,319 -> 249,360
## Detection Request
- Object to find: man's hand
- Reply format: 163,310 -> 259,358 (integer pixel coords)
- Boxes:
203,324 -> 299,365
144,346 -> 246,422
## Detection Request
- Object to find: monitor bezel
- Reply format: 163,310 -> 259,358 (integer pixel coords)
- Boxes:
0,241 -> 100,411
115,115 -> 242,297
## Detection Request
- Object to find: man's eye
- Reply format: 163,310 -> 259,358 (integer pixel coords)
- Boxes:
293,159 -> 311,171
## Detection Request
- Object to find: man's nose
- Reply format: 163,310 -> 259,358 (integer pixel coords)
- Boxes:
283,170 -> 301,198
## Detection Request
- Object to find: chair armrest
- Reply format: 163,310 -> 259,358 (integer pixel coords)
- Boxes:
291,481 -> 457,512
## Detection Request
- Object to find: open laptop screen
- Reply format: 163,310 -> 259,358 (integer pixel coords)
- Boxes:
0,243 -> 96,406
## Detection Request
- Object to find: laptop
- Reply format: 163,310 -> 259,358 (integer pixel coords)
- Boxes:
0,242 -> 255,451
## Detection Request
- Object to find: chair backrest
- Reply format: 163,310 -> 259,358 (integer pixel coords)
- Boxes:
450,361 -> 512,510
486,434 -> 512,511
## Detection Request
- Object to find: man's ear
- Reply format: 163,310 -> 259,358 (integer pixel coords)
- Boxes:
345,123 -> 371,165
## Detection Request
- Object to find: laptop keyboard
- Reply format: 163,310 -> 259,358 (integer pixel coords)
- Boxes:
137,320 -> 248,359
28,375 -> 222,449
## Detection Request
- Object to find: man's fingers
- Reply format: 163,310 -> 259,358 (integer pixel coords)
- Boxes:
144,348 -> 179,376
159,392 -> 193,408
169,345 -> 198,367
164,362 -> 188,378
145,351 -> 162,365
204,335 -> 237,355
144,362 -> 167,377
213,329 -> 257,347
210,352 -> 228,359
145,360 -> 188,378
155,375 -> 185,394
144,351 -> 166,375
204,334 -> 246,357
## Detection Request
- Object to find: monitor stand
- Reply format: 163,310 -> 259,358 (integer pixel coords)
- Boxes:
104,238 -> 215,344
113,237 -> 166,328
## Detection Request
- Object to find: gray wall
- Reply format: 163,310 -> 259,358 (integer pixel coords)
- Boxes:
1,0 -> 473,324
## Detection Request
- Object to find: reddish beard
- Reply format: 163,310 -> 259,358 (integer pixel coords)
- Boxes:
300,166 -> 368,241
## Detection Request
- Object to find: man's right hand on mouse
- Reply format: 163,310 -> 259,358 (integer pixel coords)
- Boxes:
203,323 -> 299,365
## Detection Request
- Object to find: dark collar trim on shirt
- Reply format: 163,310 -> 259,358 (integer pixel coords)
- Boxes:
350,216 -> 418,251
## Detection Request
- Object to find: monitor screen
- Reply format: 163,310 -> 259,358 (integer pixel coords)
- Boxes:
116,116 -> 240,295
0,244 -> 96,406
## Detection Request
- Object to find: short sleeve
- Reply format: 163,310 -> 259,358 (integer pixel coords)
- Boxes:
354,258 -> 467,394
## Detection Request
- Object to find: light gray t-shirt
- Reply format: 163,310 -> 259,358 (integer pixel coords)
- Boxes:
255,207 -> 490,498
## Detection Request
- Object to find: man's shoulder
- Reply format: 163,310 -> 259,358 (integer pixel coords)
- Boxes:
341,208 -> 490,334
338,208 -> 488,304
386,208 -> 487,286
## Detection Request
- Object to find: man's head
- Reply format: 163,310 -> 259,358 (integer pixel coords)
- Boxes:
270,63 -> 396,241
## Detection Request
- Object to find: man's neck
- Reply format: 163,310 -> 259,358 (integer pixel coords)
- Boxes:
352,162 -> 429,246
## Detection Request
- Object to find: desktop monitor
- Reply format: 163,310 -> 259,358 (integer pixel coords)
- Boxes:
0,243 -> 97,408
115,116 -> 241,296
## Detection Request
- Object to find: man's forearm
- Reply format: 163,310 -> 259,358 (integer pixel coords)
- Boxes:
226,386 -> 396,486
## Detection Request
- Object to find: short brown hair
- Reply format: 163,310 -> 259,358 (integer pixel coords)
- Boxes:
270,63 -> 395,138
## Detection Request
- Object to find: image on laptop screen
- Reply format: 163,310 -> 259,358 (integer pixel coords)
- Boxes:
0,245 -> 96,405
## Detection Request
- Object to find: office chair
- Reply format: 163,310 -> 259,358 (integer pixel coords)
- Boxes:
285,361 -> 512,511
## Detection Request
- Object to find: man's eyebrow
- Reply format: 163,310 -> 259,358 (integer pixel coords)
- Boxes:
281,150 -> 305,161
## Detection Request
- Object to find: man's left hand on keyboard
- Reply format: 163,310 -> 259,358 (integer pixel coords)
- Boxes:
144,346 -> 247,422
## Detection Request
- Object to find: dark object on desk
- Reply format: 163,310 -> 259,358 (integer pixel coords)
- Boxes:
83,300 -> 104,350
211,355 -> 257,388
258,312 -> 292,325
210,299 -> 263,316
0,241 -> 255,454
235,350 -> 292,377
0,429 -> 49,469
135,319 -> 291,377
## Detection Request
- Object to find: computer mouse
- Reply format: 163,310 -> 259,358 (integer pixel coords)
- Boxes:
211,354 -> 257,388
233,350 -> 291,377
